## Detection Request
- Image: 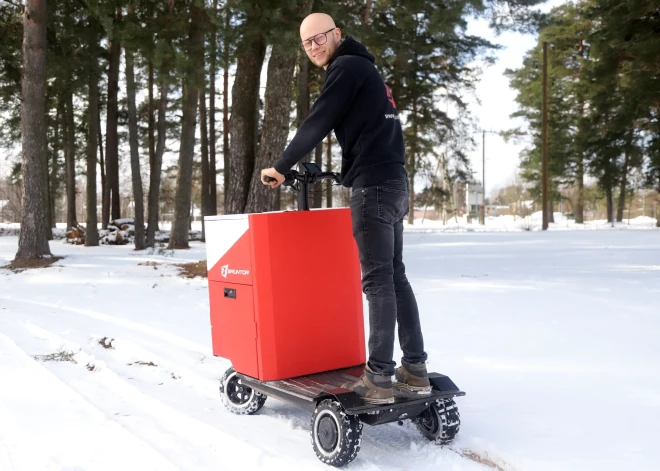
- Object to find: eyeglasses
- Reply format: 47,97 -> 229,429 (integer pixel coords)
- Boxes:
300,28 -> 336,51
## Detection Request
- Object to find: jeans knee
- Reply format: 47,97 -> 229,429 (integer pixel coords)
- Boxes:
393,272 -> 410,289
363,281 -> 396,298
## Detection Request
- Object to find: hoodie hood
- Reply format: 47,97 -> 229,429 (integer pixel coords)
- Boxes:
275,32 -> 406,189
330,35 -> 375,65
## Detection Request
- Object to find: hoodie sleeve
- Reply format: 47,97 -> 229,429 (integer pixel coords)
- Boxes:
274,65 -> 358,175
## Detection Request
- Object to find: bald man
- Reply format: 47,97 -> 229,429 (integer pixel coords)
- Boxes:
261,13 -> 430,404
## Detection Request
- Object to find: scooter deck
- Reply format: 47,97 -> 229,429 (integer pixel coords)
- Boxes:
237,364 -> 465,425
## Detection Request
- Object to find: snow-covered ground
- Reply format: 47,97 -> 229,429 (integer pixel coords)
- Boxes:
1,229 -> 659,471
401,213 -> 659,233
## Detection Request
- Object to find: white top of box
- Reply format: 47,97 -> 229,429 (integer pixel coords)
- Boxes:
204,214 -> 249,221
204,208 -> 347,222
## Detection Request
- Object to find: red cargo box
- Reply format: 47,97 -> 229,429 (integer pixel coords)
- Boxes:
205,209 -> 365,381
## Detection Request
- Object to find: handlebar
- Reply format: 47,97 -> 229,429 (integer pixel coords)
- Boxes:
263,167 -> 340,211
264,169 -> 340,186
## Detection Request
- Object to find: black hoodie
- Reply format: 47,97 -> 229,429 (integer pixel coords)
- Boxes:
274,36 -> 406,188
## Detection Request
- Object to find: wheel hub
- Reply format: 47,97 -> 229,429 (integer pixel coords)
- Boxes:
317,416 -> 338,452
418,407 -> 439,434
226,375 -> 253,405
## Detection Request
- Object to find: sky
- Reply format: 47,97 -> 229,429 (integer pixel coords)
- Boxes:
462,0 -> 567,197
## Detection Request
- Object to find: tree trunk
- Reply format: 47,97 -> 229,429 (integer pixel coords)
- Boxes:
225,34 -> 266,214
245,44 -> 296,213
296,0 -> 314,141
296,49 -> 310,162
148,58 -> 156,184
575,158 -> 584,223
199,88 -> 210,240
606,185 -> 614,223
125,48 -> 145,250
169,79 -> 198,249
85,22 -> 100,247
15,0 -> 51,260
223,7 -> 230,210
575,40 -> 586,224
65,89 -> 77,231
209,0 -> 218,215
313,142 -> 323,208
407,101 -> 417,225
146,77 -> 168,247
98,106 -> 105,228
363,0 -> 372,24
295,52 -> 310,183
326,133 -> 332,208
617,130 -> 633,222
45,92 -> 53,236
169,5 -> 204,249
105,14 -> 121,226
49,100 -> 63,230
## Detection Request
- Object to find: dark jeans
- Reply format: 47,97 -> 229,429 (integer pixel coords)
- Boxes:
350,179 -> 428,377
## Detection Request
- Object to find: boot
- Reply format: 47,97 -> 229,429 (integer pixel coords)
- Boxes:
341,364 -> 394,404
393,359 -> 432,394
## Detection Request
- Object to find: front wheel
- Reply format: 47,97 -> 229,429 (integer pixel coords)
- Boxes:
414,398 -> 460,444
311,399 -> 363,467
219,367 -> 266,415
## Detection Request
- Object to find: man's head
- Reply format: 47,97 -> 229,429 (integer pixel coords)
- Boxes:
300,13 -> 341,69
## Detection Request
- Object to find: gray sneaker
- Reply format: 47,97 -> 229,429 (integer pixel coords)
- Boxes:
342,365 -> 395,404
393,359 -> 432,394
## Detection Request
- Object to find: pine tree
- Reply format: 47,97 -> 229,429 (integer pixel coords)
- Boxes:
169,0 -> 205,249
15,0 -> 52,261
224,1 -> 266,214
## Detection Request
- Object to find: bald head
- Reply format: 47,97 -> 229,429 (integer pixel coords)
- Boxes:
300,13 -> 335,36
300,13 -> 341,69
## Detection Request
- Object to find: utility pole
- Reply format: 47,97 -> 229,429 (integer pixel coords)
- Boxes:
542,41 -> 549,231
479,130 -> 498,225
480,130 -> 486,225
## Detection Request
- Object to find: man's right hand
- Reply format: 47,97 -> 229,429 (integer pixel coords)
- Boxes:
261,168 -> 286,188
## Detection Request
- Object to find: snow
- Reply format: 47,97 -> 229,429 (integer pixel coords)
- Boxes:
402,214 -> 658,233
1,229 -> 659,470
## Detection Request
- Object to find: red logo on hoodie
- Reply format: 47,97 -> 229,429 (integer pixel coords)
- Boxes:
384,84 -> 397,109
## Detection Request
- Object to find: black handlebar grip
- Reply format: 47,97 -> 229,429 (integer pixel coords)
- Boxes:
263,175 -> 276,182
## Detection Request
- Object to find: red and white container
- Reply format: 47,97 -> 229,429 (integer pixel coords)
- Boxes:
204,208 -> 366,381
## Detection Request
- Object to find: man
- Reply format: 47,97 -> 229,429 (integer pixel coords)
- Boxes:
261,13 -> 430,404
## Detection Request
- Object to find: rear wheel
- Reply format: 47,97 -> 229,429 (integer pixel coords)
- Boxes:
219,367 -> 266,415
415,398 -> 460,444
311,399 -> 363,467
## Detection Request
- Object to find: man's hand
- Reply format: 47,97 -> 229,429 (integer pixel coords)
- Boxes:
261,168 -> 286,188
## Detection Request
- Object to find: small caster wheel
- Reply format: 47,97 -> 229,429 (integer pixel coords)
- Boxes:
311,399 -> 363,467
414,398 -> 460,444
219,367 -> 266,415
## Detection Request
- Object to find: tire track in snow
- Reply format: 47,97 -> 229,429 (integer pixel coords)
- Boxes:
0,300 -> 227,405
0,330 -> 180,471
0,306 -> 325,465
0,295 -> 211,356
3,320 -> 296,470
0,301 -> 489,470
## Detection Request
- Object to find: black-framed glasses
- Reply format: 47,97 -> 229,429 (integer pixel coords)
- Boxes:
300,28 -> 336,51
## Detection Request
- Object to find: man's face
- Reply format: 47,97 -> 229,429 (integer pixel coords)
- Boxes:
300,25 -> 340,68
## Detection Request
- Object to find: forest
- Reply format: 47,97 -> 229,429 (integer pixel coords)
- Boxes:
0,0 -> 658,260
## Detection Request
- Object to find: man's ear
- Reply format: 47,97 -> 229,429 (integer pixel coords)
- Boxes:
334,28 -> 341,40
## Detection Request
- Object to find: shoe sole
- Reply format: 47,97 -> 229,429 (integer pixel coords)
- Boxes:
393,381 -> 432,395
